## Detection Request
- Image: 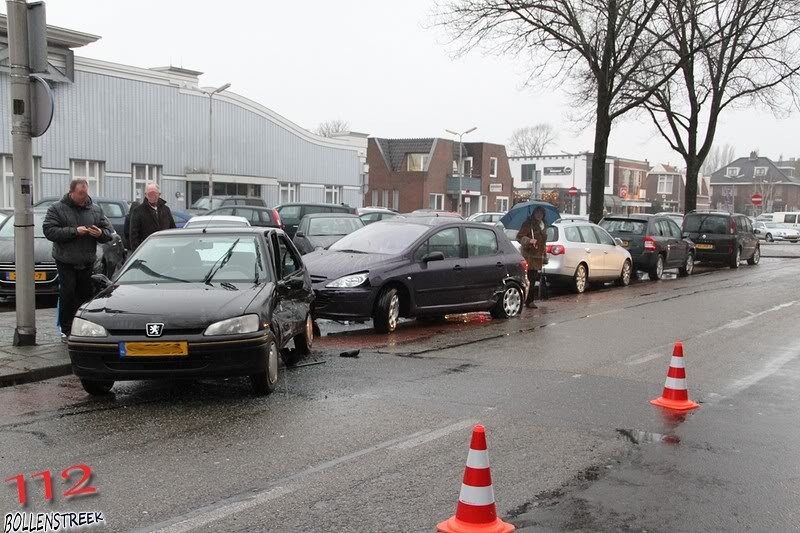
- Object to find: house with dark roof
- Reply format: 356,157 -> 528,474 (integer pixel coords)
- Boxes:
710,152 -> 800,214
365,137 -> 514,215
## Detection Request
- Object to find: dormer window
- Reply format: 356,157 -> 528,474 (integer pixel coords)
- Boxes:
754,167 -> 768,177
407,154 -> 428,172
726,167 -> 739,177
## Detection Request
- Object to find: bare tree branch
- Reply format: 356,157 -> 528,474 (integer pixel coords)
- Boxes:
507,123 -> 557,156
315,118 -> 350,138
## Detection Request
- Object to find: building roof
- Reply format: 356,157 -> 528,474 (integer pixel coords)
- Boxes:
0,14 -> 100,49
710,155 -> 799,184
374,138 -> 436,172
649,164 -> 682,175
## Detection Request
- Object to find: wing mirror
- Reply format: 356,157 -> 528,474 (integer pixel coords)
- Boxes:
295,231 -> 305,238
614,238 -> 624,246
422,251 -> 445,263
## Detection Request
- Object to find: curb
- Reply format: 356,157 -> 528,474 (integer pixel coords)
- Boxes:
0,363 -> 72,388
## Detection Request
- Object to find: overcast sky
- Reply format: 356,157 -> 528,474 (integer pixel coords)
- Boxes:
14,0 -> 800,166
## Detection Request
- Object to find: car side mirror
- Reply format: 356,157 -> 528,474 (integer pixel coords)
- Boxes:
295,231 -> 305,238
91,273 -> 112,289
278,277 -> 303,291
614,238 -> 624,246
682,232 -> 689,238
422,251 -> 445,263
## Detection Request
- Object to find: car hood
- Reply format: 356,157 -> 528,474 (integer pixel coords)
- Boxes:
306,235 -> 347,250
77,282 -> 267,330
0,238 -> 54,263
302,249 -> 402,282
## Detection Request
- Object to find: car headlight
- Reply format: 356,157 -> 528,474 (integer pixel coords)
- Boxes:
325,272 -> 369,288
203,314 -> 261,336
70,317 -> 108,337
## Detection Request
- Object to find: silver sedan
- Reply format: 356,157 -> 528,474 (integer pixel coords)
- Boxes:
543,221 -> 633,293
754,222 -> 800,243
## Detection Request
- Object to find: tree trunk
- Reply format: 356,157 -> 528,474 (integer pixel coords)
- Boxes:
684,156 -> 700,213
589,111 -> 612,223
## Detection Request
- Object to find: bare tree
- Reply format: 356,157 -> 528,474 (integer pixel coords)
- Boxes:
435,0 -> 691,222
641,0 -> 800,213
701,143 -> 737,175
316,118 -> 350,138
508,124 -> 556,156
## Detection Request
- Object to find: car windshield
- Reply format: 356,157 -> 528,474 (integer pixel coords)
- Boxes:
191,197 -> 224,210
330,222 -> 429,254
116,235 -> 267,284
684,215 -> 728,234
600,219 -> 646,234
308,217 -> 363,236
0,214 -> 46,238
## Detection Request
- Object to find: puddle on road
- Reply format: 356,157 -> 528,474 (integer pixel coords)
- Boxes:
616,428 -> 681,445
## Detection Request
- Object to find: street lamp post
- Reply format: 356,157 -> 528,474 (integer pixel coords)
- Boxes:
445,126 -> 477,215
201,83 -> 231,204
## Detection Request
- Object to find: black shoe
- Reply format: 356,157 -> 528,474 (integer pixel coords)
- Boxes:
526,301 -> 538,309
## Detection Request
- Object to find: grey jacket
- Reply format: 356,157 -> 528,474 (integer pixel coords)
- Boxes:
43,194 -> 113,266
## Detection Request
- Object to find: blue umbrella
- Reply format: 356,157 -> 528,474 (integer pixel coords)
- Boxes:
499,201 -> 561,230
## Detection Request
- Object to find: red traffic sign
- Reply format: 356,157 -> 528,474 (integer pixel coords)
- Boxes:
568,187 -> 578,198
751,193 -> 763,206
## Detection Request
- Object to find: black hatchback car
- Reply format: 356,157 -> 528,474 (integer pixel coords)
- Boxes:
67,227 -> 314,396
205,206 -> 283,228
303,219 -> 529,333
276,203 -> 357,238
600,214 -> 695,280
682,211 -> 760,268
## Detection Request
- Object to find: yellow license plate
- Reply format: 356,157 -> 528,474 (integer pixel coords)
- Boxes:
8,271 -> 47,281
122,341 -> 189,357
696,244 -> 714,250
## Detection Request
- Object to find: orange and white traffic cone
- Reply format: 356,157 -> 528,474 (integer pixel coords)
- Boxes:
436,424 -> 515,533
650,341 -> 700,411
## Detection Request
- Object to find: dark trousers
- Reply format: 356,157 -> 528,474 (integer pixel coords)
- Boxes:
526,269 -> 539,303
56,261 -> 94,335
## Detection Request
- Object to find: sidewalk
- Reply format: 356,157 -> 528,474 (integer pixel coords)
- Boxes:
0,307 -> 72,387
761,242 -> 800,258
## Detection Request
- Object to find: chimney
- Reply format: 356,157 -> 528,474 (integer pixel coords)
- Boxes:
749,151 -> 758,161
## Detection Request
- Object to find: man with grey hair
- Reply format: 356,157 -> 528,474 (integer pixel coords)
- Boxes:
129,181 -> 176,250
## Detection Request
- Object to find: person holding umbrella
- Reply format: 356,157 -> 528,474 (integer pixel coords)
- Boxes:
517,206 -> 548,309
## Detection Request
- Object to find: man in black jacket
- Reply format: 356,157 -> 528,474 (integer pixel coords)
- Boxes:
43,179 -> 113,336
129,182 -> 176,250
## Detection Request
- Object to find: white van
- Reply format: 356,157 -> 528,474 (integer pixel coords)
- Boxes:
768,212 -> 800,229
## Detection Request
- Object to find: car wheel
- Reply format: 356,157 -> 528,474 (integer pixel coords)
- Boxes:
293,314 -> 314,357
730,247 -> 741,269
616,260 -> 632,287
80,379 -> 114,396
678,253 -> 694,277
373,287 -> 400,334
573,264 -> 588,294
490,283 -> 523,318
251,338 -> 279,395
649,254 -> 664,281
747,245 -> 761,266
766,233 -> 774,242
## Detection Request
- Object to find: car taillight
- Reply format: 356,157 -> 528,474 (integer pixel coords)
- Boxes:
520,259 -> 528,271
644,236 -> 657,251
728,218 -> 736,234
272,208 -> 283,228
546,244 -> 565,255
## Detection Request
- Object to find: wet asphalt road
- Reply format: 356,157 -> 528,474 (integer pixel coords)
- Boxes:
2,256 -> 800,532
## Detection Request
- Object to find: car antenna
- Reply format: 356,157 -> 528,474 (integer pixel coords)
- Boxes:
201,208 -> 218,234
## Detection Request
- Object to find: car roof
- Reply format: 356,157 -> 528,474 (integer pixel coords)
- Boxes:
185,215 -> 249,223
277,202 -> 352,208
686,210 -> 734,216
302,213 -> 360,219
157,226 -> 287,237
381,217 -> 487,229
602,214 -> 653,221
207,206 -> 273,212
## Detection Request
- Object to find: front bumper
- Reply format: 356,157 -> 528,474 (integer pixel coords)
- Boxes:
312,286 -> 377,321
68,333 -> 271,381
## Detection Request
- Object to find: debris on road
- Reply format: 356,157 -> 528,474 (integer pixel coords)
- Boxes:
340,350 -> 360,358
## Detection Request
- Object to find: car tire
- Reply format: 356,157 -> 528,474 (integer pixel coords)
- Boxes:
616,260 -> 632,287
730,247 -> 741,269
766,233 -> 774,242
648,254 -> 664,281
80,379 -> 114,396
573,263 -> 588,294
490,283 -> 523,319
373,287 -> 400,334
678,253 -> 694,277
747,245 -> 761,266
251,337 -> 279,395
292,314 -> 314,357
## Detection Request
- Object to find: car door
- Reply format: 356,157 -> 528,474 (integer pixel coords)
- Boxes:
664,219 -> 688,267
410,227 -> 466,310
576,225 -> 604,279
592,226 -> 624,278
738,216 -> 757,258
270,233 -> 311,343
462,226 -> 505,305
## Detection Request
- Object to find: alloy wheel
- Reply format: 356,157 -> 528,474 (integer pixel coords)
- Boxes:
388,293 -> 400,331
503,286 -> 522,316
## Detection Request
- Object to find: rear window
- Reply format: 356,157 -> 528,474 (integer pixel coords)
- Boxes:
277,205 -> 302,225
684,215 -> 729,234
98,202 -> 125,218
600,218 -> 646,235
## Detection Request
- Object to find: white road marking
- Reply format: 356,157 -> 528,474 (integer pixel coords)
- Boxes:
390,419 -> 476,450
725,343 -> 800,397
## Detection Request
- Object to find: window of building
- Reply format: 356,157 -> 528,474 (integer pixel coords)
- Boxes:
382,190 -> 389,207
480,195 -> 488,212
496,196 -> 509,212
429,193 -> 444,210
521,164 -> 536,182
371,190 -> 378,207
1,156 -> 42,208
72,160 -> 104,195
132,164 -> 161,200
407,153 -> 428,172
726,167 -> 739,177
657,176 -> 673,194
462,157 -> 473,177
392,190 -> 400,211
280,183 -> 297,204
754,167 -> 768,177
324,185 -> 341,204
490,157 -> 498,178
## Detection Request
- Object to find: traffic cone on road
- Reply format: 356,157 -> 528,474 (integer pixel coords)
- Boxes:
436,424 -> 515,533
650,341 -> 700,411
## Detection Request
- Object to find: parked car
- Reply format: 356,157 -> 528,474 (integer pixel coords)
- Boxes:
0,210 -> 125,298
600,214 -> 695,280
655,212 -> 685,226
68,227 -> 314,396
275,203 -> 357,238
682,211 -> 760,268
753,221 -> 799,243
543,221 -> 633,293
172,210 -> 193,229
36,196 -> 129,247
182,215 -> 250,229
408,209 -> 464,219
762,211 -> 800,230
358,207 -> 399,225
188,195 -> 267,214
467,212 -> 505,224
556,214 -> 589,223
303,219 -> 529,333
292,213 -> 364,255
204,206 -> 282,228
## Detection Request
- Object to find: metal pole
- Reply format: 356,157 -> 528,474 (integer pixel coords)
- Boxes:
8,0 -> 35,346
458,134 -> 463,215
207,93 -> 213,202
